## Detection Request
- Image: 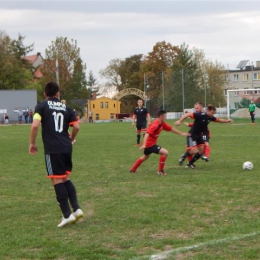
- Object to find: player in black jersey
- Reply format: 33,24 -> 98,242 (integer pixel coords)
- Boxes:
29,82 -> 83,227
175,104 -> 232,168
132,99 -> 151,146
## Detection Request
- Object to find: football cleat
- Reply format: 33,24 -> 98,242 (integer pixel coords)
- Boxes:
185,163 -> 195,169
178,156 -> 186,165
73,208 -> 84,222
157,170 -> 167,175
57,214 -> 76,227
201,155 -> 209,162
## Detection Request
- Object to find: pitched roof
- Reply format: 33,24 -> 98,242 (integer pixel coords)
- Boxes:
24,54 -> 38,64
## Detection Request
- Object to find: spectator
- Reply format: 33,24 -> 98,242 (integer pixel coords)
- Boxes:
4,114 -> 9,124
18,108 -> 23,124
29,109 -> 33,124
24,109 -> 29,124
88,110 -> 93,123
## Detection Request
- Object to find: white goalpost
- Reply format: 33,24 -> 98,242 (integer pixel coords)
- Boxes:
227,88 -> 260,118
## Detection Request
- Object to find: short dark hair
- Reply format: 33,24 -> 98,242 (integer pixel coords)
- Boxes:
44,82 -> 59,97
195,102 -> 203,107
207,104 -> 216,112
157,109 -> 167,117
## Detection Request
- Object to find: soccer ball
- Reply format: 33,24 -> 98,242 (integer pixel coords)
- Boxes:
242,161 -> 253,170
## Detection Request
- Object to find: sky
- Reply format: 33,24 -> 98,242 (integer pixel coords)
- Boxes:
1,0 -> 260,83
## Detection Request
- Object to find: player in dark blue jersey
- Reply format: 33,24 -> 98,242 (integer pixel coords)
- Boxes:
175,104 -> 232,168
29,82 -> 83,227
132,99 -> 151,146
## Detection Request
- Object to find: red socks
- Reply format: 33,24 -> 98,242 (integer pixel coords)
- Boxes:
204,145 -> 211,158
158,155 -> 167,171
131,158 -> 143,171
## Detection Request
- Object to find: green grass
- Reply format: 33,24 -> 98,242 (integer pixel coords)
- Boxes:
1,119 -> 260,259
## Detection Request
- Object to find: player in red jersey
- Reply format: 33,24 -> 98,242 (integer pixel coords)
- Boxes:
130,110 -> 189,175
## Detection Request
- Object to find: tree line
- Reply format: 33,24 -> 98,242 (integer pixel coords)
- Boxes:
0,31 -> 226,115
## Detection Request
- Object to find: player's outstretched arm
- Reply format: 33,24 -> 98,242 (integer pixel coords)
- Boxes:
171,127 -> 190,137
174,113 -> 193,126
218,118 -> 233,123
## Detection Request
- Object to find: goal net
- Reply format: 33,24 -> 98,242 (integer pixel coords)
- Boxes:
227,88 -> 260,118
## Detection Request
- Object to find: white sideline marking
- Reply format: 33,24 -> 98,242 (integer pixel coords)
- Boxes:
131,231 -> 260,260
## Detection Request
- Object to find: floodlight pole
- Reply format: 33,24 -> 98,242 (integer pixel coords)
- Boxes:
143,73 -> 146,106
56,59 -> 60,99
181,68 -> 184,112
162,71 -> 165,110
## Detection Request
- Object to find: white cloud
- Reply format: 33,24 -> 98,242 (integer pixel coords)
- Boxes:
0,2 -> 260,79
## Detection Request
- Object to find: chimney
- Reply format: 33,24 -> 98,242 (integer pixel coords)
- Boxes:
92,92 -> 97,100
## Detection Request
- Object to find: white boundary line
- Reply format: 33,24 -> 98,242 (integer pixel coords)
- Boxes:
131,231 -> 260,260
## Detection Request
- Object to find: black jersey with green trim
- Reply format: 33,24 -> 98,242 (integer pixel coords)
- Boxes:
189,112 -> 218,135
34,97 -> 77,154
134,106 -> 148,123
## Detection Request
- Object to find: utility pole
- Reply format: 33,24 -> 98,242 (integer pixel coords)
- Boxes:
162,71 -> 165,110
181,68 -> 184,112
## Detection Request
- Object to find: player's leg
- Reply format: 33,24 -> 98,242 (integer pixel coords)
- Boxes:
187,142 -> 204,168
179,136 -> 196,165
158,147 -> 168,175
130,153 -> 150,173
46,153 -> 75,227
62,153 -> 83,221
201,132 -> 210,162
135,125 -> 141,146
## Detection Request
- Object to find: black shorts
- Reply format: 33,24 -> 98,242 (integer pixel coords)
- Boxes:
144,145 -> 162,155
202,132 -> 210,142
186,135 -> 204,149
45,153 -> 72,178
136,122 -> 147,131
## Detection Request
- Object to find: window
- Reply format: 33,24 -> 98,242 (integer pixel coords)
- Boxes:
244,88 -> 249,95
114,103 -> 116,108
234,102 -> 239,109
105,102 -> 109,108
95,114 -> 99,120
233,74 -> 239,81
100,102 -> 103,108
110,113 -> 114,119
255,88 -> 260,94
234,88 -> 239,96
225,75 -> 229,82
243,73 -> 249,81
224,89 -> 227,96
253,72 -> 260,80
93,104 -> 95,109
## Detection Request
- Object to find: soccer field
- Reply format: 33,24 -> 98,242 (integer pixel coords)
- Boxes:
1,119 -> 260,260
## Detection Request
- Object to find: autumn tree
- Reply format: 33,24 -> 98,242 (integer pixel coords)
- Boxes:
0,32 -> 34,90
141,41 -> 179,114
41,37 -> 87,102
100,54 -> 143,112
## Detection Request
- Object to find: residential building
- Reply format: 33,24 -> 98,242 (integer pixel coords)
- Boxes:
87,96 -> 121,121
23,52 -> 44,81
225,60 -> 260,109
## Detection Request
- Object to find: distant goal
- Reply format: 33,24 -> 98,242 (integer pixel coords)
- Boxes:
227,88 -> 260,118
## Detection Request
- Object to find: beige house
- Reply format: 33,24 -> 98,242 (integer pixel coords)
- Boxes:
225,60 -> 260,109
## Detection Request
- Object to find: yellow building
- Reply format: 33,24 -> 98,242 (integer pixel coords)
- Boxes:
87,97 -> 121,121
